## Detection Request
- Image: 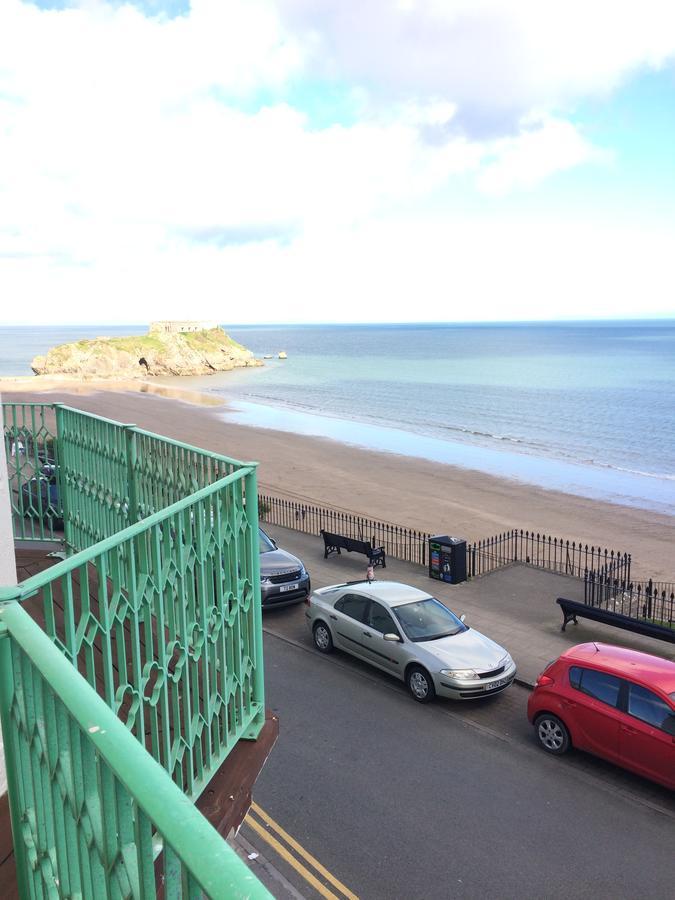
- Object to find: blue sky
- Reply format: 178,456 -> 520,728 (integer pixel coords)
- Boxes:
2,1 -> 675,324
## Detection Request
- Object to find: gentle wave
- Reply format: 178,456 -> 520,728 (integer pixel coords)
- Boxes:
437,422 -> 538,446
587,461 -> 675,482
226,389 -> 675,485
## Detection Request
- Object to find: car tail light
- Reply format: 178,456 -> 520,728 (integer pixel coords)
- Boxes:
536,674 -> 554,687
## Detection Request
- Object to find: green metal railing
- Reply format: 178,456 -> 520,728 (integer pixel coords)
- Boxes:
0,601 -> 270,899
2,403 -> 61,542
55,405 -> 244,553
1,402 -> 270,898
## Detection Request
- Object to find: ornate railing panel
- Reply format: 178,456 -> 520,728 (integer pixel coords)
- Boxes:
1,401 -> 268,896
2,402 -> 62,542
3,470 -> 265,799
0,601 -> 271,899
56,405 -> 132,551
53,405 -> 248,553
132,427 -> 241,519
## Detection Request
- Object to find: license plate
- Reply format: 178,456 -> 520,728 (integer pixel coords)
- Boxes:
279,583 -> 299,593
486,677 -> 509,690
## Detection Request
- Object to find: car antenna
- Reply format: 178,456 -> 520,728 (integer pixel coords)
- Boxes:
593,642 -> 600,652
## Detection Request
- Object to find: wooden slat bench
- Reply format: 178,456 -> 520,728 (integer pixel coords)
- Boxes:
320,529 -> 386,567
556,597 -> 675,643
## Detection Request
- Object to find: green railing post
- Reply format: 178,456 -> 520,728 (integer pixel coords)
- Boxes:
53,403 -> 71,550
124,424 -> 139,524
0,613 -> 29,900
51,403 -> 66,550
244,465 -> 265,738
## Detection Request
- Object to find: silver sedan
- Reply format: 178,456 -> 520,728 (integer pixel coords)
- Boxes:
305,580 -> 516,702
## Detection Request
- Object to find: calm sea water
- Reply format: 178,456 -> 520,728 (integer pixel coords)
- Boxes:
1,322 -> 674,513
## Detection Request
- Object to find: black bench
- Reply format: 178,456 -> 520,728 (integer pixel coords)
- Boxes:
320,529 -> 386,567
557,597 -> 675,644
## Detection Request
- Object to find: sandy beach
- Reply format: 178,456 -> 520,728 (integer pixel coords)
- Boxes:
1,380 -> 673,581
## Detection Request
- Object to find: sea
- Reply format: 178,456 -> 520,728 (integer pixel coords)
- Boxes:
1,321 -> 674,515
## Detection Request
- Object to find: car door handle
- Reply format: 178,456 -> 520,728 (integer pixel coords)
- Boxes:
621,725 -> 639,736
362,631 -> 372,638
561,699 -> 577,709
329,615 -> 337,621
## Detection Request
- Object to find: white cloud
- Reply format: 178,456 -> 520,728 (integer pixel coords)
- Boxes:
277,0 -> 675,130
0,1 -> 673,326
4,212 -> 675,324
477,117 -> 609,195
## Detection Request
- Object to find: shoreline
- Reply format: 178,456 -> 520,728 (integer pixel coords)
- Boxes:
223,399 -> 675,516
0,374 -> 225,406
1,382 -> 673,582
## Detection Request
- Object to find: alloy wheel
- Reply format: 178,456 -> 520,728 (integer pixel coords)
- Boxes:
538,718 -> 564,751
314,624 -> 330,651
410,671 -> 429,699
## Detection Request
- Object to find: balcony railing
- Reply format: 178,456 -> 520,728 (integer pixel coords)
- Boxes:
1,402 -> 271,898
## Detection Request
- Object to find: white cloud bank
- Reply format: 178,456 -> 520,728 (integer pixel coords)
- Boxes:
278,0 -> 675,130
1,0 -> 674,324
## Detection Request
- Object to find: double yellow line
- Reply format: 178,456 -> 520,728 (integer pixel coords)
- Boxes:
245,801 -> 359,900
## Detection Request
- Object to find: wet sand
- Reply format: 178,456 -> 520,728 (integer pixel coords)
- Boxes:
1,381 -> 673,581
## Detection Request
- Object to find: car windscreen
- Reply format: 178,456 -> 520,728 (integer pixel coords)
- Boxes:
259,528 -> 276,553
393,597 -> 467,642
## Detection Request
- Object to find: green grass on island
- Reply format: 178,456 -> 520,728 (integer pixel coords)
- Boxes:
48,328 -> 240,358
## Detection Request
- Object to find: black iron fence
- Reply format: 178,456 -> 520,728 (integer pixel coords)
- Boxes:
584,571 -> 675,630
258,494 -> 635,586
629,579 -> 675,597
468,529 -> 631,581
259,494 -> 431,566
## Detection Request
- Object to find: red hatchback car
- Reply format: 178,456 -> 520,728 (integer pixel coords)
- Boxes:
528,643 -> 675,790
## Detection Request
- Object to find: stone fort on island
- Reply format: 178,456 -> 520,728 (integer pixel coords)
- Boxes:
149,320 -> 219,334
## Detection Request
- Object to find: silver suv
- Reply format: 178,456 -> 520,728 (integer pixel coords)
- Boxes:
259,527 -> 311,608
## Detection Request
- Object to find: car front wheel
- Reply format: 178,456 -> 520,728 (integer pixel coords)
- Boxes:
535,713 -> 570,755
406,666 -> 436,703
312,621 -> 333,653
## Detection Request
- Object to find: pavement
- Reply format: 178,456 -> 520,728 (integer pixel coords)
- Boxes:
262,523 -> 675,687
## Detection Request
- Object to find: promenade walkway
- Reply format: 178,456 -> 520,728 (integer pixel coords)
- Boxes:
263,525 -> 675,686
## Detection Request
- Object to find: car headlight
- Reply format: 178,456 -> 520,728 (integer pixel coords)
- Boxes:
500,653 -> 513,669
440,669 -> 478,680
299,564 -> 307,576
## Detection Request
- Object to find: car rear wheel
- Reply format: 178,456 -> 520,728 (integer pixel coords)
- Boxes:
312,621 -> 333,654
407,666 -> 435,703
535,714 -> 570,755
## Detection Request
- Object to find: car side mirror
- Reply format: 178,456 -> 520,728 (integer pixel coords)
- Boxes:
663,714 -> 675,737
383,633 -> 401,642
460,614 -> 466,624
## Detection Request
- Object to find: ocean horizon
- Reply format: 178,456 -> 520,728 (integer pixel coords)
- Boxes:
1,320 -> 674,515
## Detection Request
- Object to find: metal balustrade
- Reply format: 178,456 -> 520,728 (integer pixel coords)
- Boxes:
2,402 -> 61,542
1,402 -> 270,898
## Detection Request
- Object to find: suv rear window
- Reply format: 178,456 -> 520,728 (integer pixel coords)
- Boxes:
569,666 -> 621,708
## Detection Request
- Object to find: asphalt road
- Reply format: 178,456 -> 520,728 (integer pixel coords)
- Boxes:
247,608 -> 675,900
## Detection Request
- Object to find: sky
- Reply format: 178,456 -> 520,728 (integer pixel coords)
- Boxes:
1,1 -> 675,325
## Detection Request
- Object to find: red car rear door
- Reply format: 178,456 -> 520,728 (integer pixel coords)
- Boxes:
618,682 -> 675,789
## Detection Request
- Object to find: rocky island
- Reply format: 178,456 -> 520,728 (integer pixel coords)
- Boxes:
31,321 -> 262,379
